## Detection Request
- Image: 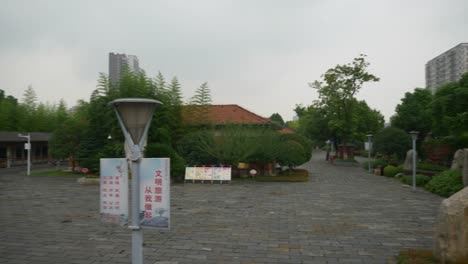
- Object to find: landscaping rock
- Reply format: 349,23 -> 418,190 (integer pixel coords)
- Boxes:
403,149 -> 416,172
451,149 -> 465,170
463,149 -> 468,187
433,187 -> 468,263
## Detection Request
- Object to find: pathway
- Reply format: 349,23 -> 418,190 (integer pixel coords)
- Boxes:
0,150 -> 444,263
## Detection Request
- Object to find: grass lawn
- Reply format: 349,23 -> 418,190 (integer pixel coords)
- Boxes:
255,169 -> 309,182
31,170 -> 80,177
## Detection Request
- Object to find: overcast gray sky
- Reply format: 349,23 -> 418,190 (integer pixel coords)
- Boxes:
1,0 -> 467,121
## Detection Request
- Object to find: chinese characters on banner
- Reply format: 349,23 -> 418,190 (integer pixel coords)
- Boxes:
100,158 -> 129,224
139,158 -> 170,230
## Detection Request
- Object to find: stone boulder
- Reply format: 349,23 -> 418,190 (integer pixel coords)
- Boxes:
463,149 -> 468,187
451,149 -> 465,170
403,149 -> 416,172
433,187 -> 468,263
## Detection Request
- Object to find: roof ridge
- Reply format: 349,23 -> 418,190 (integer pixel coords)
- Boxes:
232,105 -> 274,124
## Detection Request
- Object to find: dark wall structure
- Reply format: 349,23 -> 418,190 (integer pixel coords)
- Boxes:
0,132 -> 50,168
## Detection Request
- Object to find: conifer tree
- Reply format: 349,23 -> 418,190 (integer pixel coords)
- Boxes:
190,82 -> 212,105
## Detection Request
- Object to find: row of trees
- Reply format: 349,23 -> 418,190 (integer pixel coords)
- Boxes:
295,55 -> 385,148
295,54 -> 466,165
46,68 -> 311,177
391,73 -> 468,139
388,73 -> 468,164
0,86 -> 68,132
49,68 -> 214,174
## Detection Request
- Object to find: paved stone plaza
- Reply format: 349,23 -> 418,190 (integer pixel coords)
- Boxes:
0,151 -> 444,264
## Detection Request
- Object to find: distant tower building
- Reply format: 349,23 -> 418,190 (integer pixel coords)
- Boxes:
425,43 -> 468,93
109,53 -> 142,85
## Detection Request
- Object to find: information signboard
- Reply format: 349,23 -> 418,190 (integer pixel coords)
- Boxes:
139,158 -> 171,230
100,158 -> 129,225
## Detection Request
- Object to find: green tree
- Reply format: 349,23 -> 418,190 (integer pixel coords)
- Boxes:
168,76 -> 183,106
431,74 -> 468,137
391,88 -> 432,138
352,100 -> 385,141
309,55 -> 379,145
0,91 -> 19,131
373,126 -> 411,160
22,85 -> 37,111
269,113 -> 285,126
49,107 -> 88,170
296,105 -> 331,146
154,71 -> 167,95
55,99 -> 68,125
190,82 -> 212,105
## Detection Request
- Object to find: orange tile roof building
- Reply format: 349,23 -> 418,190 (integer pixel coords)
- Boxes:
182,104 -> 295,134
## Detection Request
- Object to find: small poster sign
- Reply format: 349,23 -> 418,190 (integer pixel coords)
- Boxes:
100,158 -> 129,225
139,158 -> 171,230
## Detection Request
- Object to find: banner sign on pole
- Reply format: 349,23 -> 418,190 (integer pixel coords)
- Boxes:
139,158 -> 171,230
184,166 -> 231,181
100,158 -> 129,225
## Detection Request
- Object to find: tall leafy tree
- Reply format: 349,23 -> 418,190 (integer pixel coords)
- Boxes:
431,73 -> 468,137
309,55 -> 379,145
351,100 -> 385,141
391,88 -> 432,138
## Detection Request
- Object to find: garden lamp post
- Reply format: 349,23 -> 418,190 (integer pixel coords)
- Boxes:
366,134 -> 372,173
18,133 -> 31,176
410,131 -> 419,191
109,98 -> 161,264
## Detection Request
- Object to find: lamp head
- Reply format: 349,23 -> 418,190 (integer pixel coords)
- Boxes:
409,131 -> 419,141
109,98 -> 161,146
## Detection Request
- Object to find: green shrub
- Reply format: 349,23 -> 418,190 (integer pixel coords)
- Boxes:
396,164 -> 404,173
371,159 -> 388,169
401,174 -> 431,187
383,165 -> 399,177
425,169 -> 463,197
417,162 -> 449,172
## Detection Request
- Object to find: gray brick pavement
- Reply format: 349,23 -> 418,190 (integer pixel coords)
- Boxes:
0,150 -> 443,263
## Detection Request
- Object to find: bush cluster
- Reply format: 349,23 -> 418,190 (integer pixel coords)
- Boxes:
401,174 -> 431,187
417,162 -> 449,172
383,165 -> 400,177
425,169 -> 463,197
371,159 -> 388,169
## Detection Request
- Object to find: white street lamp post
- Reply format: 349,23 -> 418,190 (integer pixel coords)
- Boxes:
410,131 -> 419,191
110,98 -> 161,264
18,133 -> 31,176
366,134 -> 372,173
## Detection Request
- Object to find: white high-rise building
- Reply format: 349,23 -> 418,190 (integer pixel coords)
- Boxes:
425,43 -> 468,93
109,53 -> 142,85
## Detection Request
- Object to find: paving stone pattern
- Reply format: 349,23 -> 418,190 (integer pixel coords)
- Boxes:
0,151 -> 444,264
